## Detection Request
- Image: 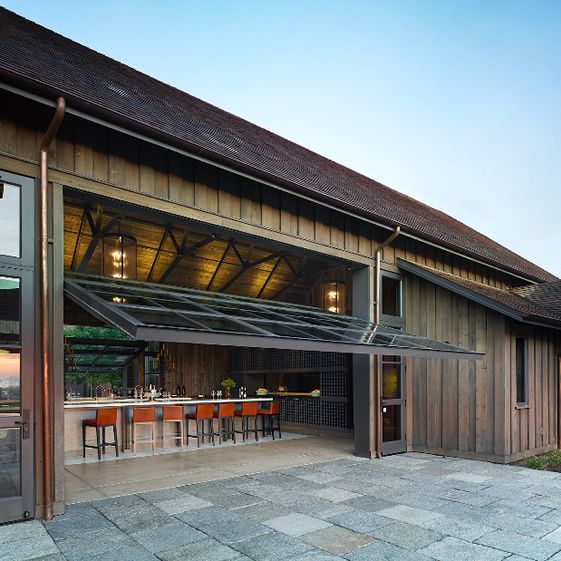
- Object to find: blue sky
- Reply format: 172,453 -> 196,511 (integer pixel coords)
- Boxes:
4,1 -> 561,276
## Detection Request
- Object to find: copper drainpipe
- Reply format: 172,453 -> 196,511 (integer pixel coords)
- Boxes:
374,226 -> 400,458
40,97 -> 65,520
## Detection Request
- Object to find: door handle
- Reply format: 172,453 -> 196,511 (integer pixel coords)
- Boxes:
14,410 -> 30,439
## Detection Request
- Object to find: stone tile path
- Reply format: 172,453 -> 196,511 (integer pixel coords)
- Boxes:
5,453 -> 561,560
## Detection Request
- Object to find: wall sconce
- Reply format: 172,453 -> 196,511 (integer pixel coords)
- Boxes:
102,233 -> 137,281
322,281 -> 345,314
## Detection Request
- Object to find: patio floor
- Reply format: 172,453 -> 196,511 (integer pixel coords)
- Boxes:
5,443 -> 561,560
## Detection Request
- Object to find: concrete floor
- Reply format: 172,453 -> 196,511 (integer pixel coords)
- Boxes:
65,427 -> 354,504
5,440 -> 561,560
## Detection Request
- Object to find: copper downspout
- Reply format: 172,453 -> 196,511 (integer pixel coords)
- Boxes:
374,227 -> 400,458
40,97 -> 65,520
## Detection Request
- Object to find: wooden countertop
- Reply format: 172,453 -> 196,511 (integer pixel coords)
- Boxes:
64,397 -> 272,409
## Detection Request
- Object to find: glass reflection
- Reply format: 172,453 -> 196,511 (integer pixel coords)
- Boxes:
0,183 -> 21,258
0,350 -> 20,414
382,360 -> 401,399
382,405 -> 401,442
0,277 -> 20,346
0,428 -> 21,497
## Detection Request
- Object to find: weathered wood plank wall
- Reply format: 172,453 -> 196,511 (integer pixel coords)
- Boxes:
407,274 -> 561,461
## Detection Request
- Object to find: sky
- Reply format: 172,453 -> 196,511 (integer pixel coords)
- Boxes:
3,1 -> 561,277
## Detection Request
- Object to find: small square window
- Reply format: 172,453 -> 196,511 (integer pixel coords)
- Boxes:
382,275 -> 401,317
516,337 -> 527,404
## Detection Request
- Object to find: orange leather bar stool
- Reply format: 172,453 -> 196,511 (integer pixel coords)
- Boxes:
257,401 -> 282,440
132,406 -> 156,453
213,402 -> 236,445
186,403 -> 215,447
82,408 -> 119,460
162,405 -> 184,448
234,401 -> 259,442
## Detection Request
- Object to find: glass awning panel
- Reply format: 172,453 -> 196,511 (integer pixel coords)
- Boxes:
64,338 -> 146,376
64,276 -> 483,360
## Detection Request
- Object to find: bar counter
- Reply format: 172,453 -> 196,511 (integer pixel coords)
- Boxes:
64,397 -> 272,455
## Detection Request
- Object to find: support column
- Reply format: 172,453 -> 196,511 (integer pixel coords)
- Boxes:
352,265 -> 376,458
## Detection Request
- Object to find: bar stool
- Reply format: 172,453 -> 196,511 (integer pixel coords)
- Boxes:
82,408 -> 119,460
213,402 -> 236,445
132,406 -> 156,453
186,403 -> 215,447
235,401 -> 259,442
258,401 -> 282,440
162,405 -> 184,448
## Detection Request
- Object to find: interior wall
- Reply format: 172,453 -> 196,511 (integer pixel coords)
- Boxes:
164,343 -> 230,397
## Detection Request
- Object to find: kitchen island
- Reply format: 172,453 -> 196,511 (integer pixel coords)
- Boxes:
64,397 -> 273,456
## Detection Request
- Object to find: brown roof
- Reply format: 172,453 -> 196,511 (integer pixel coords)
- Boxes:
398,259 -> 561,328
0,8 -> 556,283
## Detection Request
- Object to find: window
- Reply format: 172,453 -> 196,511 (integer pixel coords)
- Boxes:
0,182 -> 21,258
516,337 -> 527,404
381,275 -> 402,317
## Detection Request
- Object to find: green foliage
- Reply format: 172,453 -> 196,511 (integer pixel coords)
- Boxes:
522,449 -> 561,470
220,377 -> 237,389
64,325 -> 129,340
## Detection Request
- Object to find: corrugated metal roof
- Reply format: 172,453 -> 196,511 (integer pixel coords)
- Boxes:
398,259 -> 561,328
0,7 -> 556,283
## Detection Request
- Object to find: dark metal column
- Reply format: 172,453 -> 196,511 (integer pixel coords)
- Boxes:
352,265 -> 376,458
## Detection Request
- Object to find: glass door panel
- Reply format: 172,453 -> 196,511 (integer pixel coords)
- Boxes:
381,356 -> 406,454
0,268 -> 32,523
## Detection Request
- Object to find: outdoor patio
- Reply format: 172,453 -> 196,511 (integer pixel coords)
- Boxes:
5,450 -> 561,561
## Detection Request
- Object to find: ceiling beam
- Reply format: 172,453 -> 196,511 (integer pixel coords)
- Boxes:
219,251 -> 284,293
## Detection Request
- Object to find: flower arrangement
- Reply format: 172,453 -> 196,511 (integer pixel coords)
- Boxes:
311,389 -> 321,397
256,387 -> 269,396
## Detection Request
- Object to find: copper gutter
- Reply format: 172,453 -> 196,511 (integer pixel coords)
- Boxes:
40,97 -> 65,520
374,227 -> 400,458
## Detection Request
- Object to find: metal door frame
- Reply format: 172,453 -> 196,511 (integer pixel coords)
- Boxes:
0,170 -> 35,523
381,359 -> 407,455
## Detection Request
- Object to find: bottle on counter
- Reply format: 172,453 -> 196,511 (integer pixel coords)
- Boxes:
175,385 -> 180,396
181,385 -> 186,396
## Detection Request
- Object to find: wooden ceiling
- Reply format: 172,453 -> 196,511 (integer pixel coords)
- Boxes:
64,199 -> 343,305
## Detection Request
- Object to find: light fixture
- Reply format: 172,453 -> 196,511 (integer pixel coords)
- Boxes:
322,281 -> 345,314
102,232 -> 137,282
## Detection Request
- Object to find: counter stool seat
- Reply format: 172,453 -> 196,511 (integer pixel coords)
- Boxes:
162,405 -> 184,447
82,408 -> 119,460
186,403 -> 215,447
213,402 -> 236,445
132,406 -> 156,453
234,401 -> 259,442
257,401 -> 282,440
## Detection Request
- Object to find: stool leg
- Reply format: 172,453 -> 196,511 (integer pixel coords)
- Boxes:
113,424 -> 119,457
132,422 -> 136,453
197,419 -> 201,448
82,424 -> 86,458
102,426 -> 106,455
152,422 -> 155,452
96,426 -> 101,461
254,416 -> 259,442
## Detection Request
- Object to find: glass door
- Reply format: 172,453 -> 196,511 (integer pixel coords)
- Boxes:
381,356 -> 406,455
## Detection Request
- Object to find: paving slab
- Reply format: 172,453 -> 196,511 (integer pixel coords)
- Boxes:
420,536 -> 509,561
326,509 -> 393,533
476,530 -> 561,561
343,540 -> 434,561
264,513 -> 332,537
419,515 -> 495,542
377,504 -> 442,524
301,525 -> 374,555
154,493 -> 213,514
231,530 -> 314,561
130,520 -> 205,554
0,534 -> 59,561
370,521 -> 442,551
156,537 -> 244,561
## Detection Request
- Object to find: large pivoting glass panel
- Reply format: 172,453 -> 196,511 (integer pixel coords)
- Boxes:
0,183 -> 21,258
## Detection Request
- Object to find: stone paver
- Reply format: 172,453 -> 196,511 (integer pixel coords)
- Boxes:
301,526 -> 374,555
476,530 -> 561,561
264,513 -> 332,537
16,450 -> 561,561
420,536 -> 509,561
